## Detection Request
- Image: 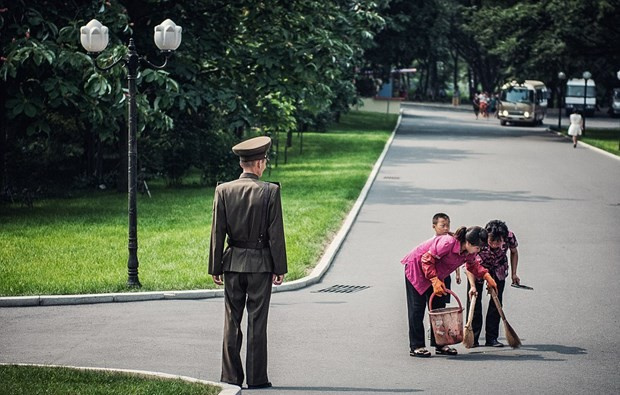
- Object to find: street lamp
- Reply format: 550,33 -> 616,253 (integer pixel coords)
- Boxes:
80,19 -> 182,287
582,71 -> 592,135
617,69 -> 620,150
557,71 -> 566,131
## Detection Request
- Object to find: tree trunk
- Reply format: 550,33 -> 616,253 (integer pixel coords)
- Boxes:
84,128 -> 95,183
452,50 -> 459,93
0,81 -> 6,193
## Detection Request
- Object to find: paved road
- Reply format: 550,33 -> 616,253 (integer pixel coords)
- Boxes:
2,106 -> 619,394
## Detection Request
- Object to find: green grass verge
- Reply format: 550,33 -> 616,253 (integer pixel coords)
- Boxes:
559,127 -> 620,156
0,111 -> 397,296
581,128 -> 620,156
0,365 -> 220,395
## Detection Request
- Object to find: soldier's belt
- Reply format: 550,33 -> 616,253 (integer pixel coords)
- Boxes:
228,239 -> 269,249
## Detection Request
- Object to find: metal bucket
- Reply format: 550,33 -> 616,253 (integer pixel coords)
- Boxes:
428,289 -> 463,346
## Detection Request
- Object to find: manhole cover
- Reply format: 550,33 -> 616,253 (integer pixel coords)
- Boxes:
313,284 -> 370,294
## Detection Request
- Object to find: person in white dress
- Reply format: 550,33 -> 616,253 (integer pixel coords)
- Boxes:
567,110 -> 583,148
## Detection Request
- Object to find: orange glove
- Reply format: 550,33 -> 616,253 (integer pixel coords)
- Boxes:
430,277 -> 447,297
484,273 -> 498,293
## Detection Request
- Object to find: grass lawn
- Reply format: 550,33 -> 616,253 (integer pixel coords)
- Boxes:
0,111 -> 397,296
558,127 -> 620,156
580,128 -> 620,156
0,365 -> 220,395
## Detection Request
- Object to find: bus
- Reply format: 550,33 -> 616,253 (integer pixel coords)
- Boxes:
564,78 -> 596,116
498,80 -> 548,126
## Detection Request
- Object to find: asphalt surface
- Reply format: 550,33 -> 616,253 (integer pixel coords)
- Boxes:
1,105 -> 619,394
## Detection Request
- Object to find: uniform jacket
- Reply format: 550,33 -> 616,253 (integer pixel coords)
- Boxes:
208,173 -> 287,275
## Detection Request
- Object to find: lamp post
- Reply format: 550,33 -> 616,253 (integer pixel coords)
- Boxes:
617,70 -> 620,150
557,71 -> 566,131
582,71 -> 592,136
80,19 -> 182,287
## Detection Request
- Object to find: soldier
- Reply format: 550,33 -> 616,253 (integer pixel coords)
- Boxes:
208,135 -> 287,389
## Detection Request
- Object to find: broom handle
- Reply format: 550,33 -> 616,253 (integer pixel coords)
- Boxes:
490,288 -> 507,321
466,294 -> 476,326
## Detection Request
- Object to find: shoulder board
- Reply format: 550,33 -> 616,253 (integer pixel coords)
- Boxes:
265,181 -> 280,187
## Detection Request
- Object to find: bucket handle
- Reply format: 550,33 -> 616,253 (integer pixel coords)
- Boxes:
428,288 -> 463,312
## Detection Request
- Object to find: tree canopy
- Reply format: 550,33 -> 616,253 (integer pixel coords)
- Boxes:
366,0 -> 620,99
0,0 -> 384,194
1,0 -> 619,197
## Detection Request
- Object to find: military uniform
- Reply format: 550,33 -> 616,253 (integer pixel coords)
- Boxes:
208,136 -> 287,388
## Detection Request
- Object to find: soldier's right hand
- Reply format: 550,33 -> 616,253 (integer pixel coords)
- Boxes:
212,275 -> 223,286
272,274 -> 284,285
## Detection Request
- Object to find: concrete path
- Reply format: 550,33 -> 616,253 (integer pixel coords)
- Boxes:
1,105 -> 619,394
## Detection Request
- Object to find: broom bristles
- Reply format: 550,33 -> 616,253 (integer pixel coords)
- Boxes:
462,294 -> 477,349
462,325 -> 475,348
503,320 -> 522,348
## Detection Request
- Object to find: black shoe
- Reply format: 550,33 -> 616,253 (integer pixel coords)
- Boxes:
485,339 -> 505,347
435,345 -> 458,355
247,382 -> 273,389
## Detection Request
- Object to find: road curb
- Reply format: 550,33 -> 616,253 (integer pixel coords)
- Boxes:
546,127 -> 620,161
0,114 -> 402,308
0,363 -> 240,395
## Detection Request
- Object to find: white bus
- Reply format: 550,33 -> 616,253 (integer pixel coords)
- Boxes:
564,78 -> 596,116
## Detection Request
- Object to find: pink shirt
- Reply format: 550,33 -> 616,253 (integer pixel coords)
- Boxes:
401,234 -> 488,294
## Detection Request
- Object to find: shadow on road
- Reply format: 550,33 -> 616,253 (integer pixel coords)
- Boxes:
519,344 -> 587,355
369,185 -> 569,205
459,343 -> 587,362
258,386 -> 421,393
458,352 -> 565,362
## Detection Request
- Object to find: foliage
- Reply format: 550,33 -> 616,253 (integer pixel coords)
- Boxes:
0,0 -> 385,195
363,0 -> 620,101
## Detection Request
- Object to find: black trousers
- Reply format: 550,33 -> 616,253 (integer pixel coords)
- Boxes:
405,275 -> 446,350
221,272 -> 272,386
467,277 -> 506,343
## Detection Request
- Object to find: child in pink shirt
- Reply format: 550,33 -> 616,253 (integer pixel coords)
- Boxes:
402,226 -> 497,357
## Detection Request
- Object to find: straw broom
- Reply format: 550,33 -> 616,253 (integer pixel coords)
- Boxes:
490,288 -> 522,348
462,294 -> 477,348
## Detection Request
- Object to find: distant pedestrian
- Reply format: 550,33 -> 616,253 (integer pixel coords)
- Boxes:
209,136 -> 287,389
401,226 -> 497,358
567,109 -> 583,148
472,92 -> 480,119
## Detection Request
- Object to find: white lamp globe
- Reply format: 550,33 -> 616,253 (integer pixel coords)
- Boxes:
154,19 -> 182,51
80,19 -> 109,53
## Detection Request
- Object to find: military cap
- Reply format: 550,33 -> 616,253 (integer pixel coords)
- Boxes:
232,136 -> 271,161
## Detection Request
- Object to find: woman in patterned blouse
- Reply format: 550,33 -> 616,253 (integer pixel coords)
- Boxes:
465,219 -> 520,348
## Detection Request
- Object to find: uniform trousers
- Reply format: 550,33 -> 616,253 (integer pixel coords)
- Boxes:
467,277 -> 506,343
221,271 -> 272,386
405,275 -> 446,350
